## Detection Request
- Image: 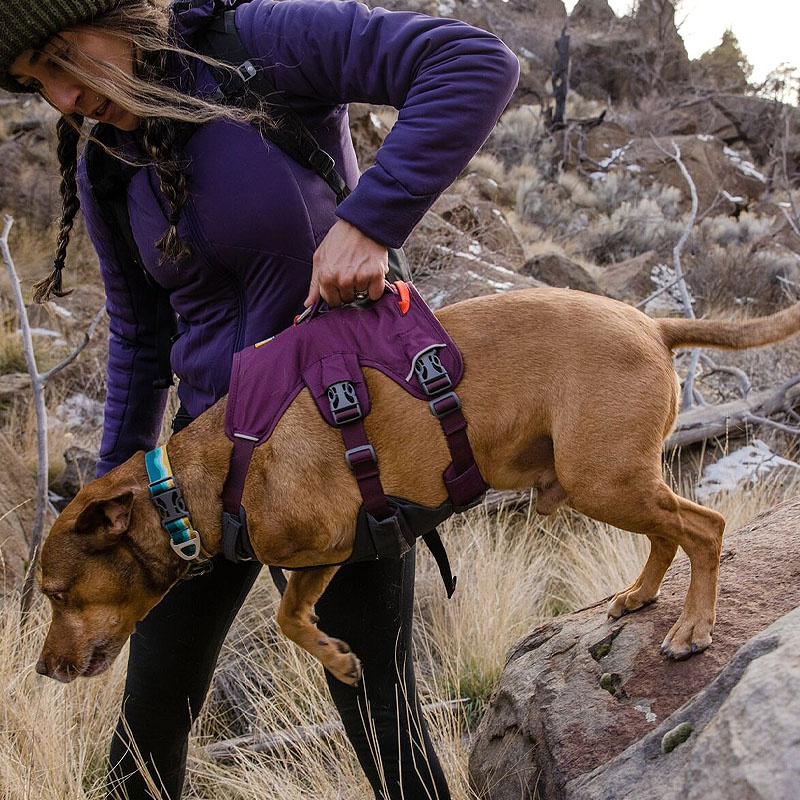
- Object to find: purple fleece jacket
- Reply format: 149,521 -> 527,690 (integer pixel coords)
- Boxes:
79,0 -> 519,476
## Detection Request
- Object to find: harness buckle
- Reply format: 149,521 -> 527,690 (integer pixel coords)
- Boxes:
328,380 -> 362,424
235,60 -> 257,82
151,486 -> 188,527
414,349 -> 452,396
345,444 -> 377,471
429,391 -> 462,419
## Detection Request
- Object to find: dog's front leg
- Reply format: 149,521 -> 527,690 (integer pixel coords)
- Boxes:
276,566 -> 362,685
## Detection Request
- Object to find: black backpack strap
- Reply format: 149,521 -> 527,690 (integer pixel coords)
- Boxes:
198,8 -> 351,205
85,128 -> 176,389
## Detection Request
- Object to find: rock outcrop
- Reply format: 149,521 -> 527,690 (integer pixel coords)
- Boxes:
567,606 -> 800,800
469,499 -> 800,800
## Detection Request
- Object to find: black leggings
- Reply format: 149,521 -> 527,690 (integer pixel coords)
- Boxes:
106,411 -> 450,799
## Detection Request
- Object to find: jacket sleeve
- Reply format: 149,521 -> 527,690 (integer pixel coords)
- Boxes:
77,158 -> 169,477
236,0 -> 519,248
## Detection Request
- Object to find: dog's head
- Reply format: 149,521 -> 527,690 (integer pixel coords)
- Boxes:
36,474 -> 179,682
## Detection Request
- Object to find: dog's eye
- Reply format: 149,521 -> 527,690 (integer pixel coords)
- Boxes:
49,592 -> 67,605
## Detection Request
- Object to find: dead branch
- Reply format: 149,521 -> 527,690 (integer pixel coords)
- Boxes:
0,215 -> 106,614
697,353 -> 751,398
650,137 -> 700,410
665,378 -> 800,449
197,698 -> 467,763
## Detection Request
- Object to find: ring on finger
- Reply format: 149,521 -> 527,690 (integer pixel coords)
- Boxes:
354,289 -> 369,301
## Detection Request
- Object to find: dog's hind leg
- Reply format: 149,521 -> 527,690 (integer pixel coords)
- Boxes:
608,534 -> 678,618
276,566 -> 362,685
567,473 -> 725,659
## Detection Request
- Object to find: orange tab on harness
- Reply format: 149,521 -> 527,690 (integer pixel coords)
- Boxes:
394,281 -> 411,314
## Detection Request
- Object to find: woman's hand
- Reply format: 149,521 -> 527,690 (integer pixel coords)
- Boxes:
305,219 -> 388,307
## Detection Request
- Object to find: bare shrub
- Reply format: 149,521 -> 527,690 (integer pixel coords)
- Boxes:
484,105 -> 548,170
690,243 -> 800,312
700,212 -> 773,247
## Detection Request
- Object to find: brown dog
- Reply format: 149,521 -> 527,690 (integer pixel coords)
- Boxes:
36,288 -> 800,685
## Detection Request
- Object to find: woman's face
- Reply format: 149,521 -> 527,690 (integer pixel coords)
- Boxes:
10,29 -> 140,130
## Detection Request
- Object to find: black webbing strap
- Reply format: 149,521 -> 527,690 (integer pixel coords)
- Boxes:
422,528 -> 457,598
199,9 -> 351,205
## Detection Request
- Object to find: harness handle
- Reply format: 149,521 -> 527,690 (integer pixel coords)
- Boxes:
294,281 -> 406,326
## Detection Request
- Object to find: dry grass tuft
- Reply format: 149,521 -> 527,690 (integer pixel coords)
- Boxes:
1,467 -> 793,799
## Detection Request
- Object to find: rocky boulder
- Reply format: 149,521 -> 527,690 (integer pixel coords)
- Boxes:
567,606 -> 800,800
594,250 -> 660,303
521,252 -> 600,294
469,498 -> 800,799
569,0 -> 616,27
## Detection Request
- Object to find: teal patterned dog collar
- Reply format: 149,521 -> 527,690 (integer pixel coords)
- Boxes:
144,446 -> 205,562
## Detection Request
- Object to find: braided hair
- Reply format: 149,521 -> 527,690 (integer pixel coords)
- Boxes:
136,46 -> 193,264
33,114 -> 83,303
32,0 -> 274,302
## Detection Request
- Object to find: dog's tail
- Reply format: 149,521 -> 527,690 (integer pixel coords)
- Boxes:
658,300 -> 800,351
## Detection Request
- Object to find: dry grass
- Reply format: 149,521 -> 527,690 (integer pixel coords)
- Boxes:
1,469 -> 796,799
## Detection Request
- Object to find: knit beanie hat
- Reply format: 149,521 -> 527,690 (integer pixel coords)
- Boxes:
0,0 -> 131,92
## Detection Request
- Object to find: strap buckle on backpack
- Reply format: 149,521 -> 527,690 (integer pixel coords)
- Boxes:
308,148 -> 337,179
235,60 -> 257,82
327,380 -> 362,424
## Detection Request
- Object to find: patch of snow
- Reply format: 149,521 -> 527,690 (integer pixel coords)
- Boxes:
487,178 -> 499,187
734,296 -> 756,306
723,147 -> 766,183
487,262 -> 516,276
22,327 -> 59,338
468,241 -> 482,256
589,171 -> 606,181
18,327 -> 67,346
633,703 -> 657,724
50,303 -> 73,319
778,201 -> 792,209
492,208 -> 502,216
466,270 -> 515,291
644,264 -> 694,316
695,439 -> 800,502
627,164 -> 642,173
369,112 -> 382,130
519,47 -> 536,60
437,0 -> 456,15
721,189 -> 744,203
598,141 -> 632,169
54,392 -> 104,431
697,134 -> 715,142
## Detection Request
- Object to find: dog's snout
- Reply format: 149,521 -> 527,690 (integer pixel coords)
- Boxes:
35,656 -> 50,677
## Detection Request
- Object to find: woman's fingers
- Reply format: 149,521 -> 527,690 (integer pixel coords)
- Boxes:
307,219 -> 389,307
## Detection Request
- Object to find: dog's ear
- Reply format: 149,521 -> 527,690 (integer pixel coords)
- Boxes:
74,491 -> 135,548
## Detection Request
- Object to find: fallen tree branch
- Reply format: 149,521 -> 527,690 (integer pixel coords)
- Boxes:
665,379 -> 800,449
197,698 -> 467,763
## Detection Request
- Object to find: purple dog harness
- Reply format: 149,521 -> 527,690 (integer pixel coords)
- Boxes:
220,282 -> 487,589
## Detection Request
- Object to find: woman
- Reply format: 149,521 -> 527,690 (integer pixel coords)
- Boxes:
2,0 -> 518,796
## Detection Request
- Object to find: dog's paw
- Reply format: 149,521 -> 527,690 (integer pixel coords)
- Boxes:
660,616 -> 713,660
608,589 -> 658,619
326,638 -> 362,686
